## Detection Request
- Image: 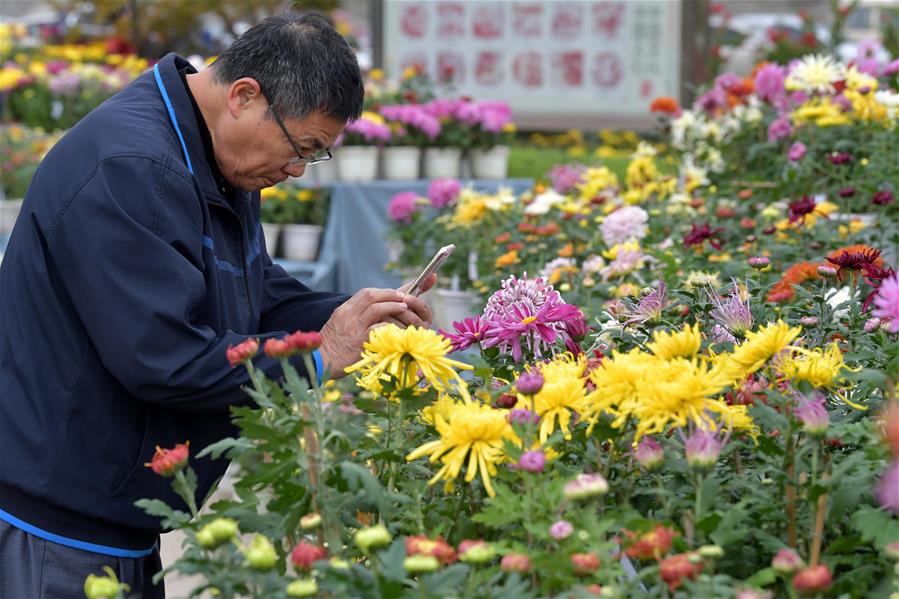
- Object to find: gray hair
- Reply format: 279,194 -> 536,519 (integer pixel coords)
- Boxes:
211,10 -> 363,123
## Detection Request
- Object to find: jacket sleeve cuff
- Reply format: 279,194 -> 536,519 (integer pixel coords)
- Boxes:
311,349 -> 323,383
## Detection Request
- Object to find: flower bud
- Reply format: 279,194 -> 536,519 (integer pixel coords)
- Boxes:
404,555 -> 440,573
794,393 -> 829,438
244,535 -> 278,571
507,409 -> 539,425
792,564 -> 832,594
291,542 -> 327,571
458,539 -> 496,564
799,316 -> 818,327
884,541 -> 899,561
736,589 -> 773,599
286,331 -> 323,353
405,535 -> 457,564
286,579 -> 318,598
198,518 -> 238,548
747,256 -> 770,270
563,473 -> 609,501
196,527 -> 217,549
816,265 -> 837,278
684,429 -> 724,472
495,393 -> 518,409
634,437 -> 664,471
145,442 -> 189,477
516,370 -> 545,395
328,557 -> 351,570
264,337 -> 295,359
83,568 -> 126,599
873,190 -> 895,206
354,524 -> 392,554
771,548 -> 804,574
500,553 -> 532,573
226,338 -> 259,367
516,450 -> 546,473
659,552 -> 703,591
571,552 -> 601,575
698,544 -> 724,559
864,317 -> 882,333
300,513 -> 322,531
549,520 -> 574,540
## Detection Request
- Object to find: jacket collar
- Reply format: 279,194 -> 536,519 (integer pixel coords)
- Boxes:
154,53 -> 241,209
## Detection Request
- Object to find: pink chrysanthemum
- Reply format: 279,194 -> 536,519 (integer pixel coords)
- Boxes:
623,281 -> 668,326
708,280 -> 752,337
872,273 -> 899,333
439,316 -> 489,352
427,178 -> 462,209
601,206 -> 649,246
388,192 -> 421,223
481,274 -> 582,361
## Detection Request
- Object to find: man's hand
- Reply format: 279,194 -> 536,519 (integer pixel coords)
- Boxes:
318,281 -> 433,379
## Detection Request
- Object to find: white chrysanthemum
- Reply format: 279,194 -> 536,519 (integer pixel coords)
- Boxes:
785,54 -> 846,95
671,110 -> 699,150
632,140 -> 658,159
581,255 -> 605,275
874,90 -> 899,121
524,189 -> 565,215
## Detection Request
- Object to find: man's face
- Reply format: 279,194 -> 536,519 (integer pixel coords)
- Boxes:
214,78 -> 345,192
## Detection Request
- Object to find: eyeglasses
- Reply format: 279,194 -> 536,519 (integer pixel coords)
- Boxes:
260,89 -> 332,166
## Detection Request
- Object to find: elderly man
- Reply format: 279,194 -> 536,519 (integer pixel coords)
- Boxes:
0,11 -> 431,598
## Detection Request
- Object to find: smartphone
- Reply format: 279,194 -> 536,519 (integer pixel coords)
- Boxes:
407,244 -> 455,297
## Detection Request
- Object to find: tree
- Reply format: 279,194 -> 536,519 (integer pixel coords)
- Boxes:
49,0 -> 340,57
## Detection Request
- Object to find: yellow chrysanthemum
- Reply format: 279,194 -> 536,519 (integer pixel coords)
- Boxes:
345,325 -> 472,400
577,166 -> 619,200
627,358 -> 731,441
406,402 -> 515,497
648,324 -> 702,360
719,404 -> 759,441
584,349 -> 659,429
452,196 -> 487,226
420,393 -> 460,425
724,321 -> 801,383
776,342 -> 849,389
525,355 -> 592,443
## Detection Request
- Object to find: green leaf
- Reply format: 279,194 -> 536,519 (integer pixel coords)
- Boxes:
851,506 -> 899,550
744,567 -> 778,587
377,539 -> 409,583
134,499 -> 191,530
197,437 -> 254,460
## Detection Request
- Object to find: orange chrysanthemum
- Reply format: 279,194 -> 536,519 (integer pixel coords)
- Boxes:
768,261 -> 823,303
650,96 -> 681,115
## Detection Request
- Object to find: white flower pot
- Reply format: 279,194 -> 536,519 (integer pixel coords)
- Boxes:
337,146 -> 379,182
382,146 -> 421,180
423,147 -> 462,179
471,145 -> 510,180
0,199 -> 23,235
430,288 -> 478,332
281,223 -> 323,262
261,222 -> 282,257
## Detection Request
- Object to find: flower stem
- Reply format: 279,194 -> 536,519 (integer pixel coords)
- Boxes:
785,432 -> 798,548
174,469 -> 198,519
693,472 -> 704,544
810,461 -> 830,567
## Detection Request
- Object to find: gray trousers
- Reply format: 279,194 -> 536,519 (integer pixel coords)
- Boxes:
0,520 -> 165,598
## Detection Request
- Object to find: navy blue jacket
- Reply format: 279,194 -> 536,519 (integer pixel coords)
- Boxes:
0,54 -> 347,550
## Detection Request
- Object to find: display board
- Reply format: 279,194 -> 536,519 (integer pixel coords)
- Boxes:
382,0 -> 682,125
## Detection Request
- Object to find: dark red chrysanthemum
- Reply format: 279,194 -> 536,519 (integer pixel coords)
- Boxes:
682,223 -> 724,250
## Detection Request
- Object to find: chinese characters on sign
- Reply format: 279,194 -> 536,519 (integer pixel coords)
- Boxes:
383,1 -> 682,121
